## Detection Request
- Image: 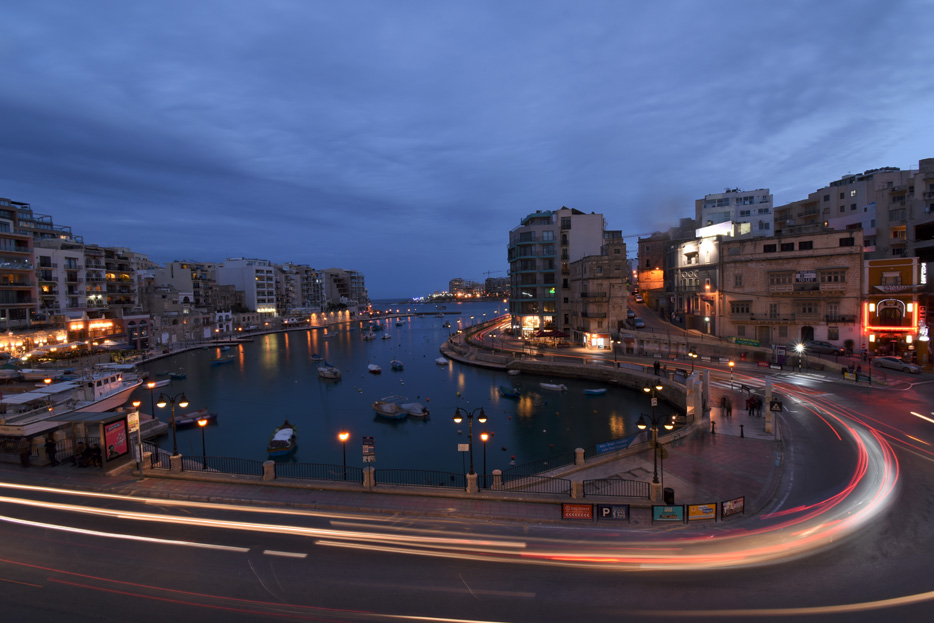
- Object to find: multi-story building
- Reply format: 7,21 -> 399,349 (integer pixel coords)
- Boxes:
484,276 -> 509,298
507,207 -> 606,338
720,228 -> 863,349
695,188 -> 774,237
102,247 -> 140,316
278,263 -> 325,315
864,258 -> 922,360
217,258 -> 278,317
665,222 -> 726,333
0,198 -> 37,330
322,268 -> 368,313
567,233 -> 627,348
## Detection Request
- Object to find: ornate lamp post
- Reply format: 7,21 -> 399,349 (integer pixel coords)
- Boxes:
638,382 -> 673,484
795,343 -> 805,373
197,417 -> 209,469
338,430 -> 350,480
688,350 -> 698,372
156,392 -> 188,456
452,407 -> 486,475
146,381 -> 157,417
479,431 -> 490,488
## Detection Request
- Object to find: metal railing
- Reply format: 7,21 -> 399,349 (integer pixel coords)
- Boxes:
374,468 -> 466,489
276,462 -> 363,483
582,478 -> 650,499
501,473 -> 572,495
187,456 -> 265,476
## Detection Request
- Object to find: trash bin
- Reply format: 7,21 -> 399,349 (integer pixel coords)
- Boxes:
663,487 -> 675,505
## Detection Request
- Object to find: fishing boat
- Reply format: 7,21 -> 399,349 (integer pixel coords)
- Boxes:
540,383 -> 568,391
499,385 -> 521,398
368,363 -> 382,374
401,402 -> 429,418
267,420 -> 297,457
174,409 -> 219,429
584,388 -> 608,395
390,359 -> 404,371
317,362 -> 342,379
435,357 -> 448,365
372,395 -> 407,420
210,354 -> 236,366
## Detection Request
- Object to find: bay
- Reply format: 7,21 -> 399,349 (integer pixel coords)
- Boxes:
134,301 -> 675,474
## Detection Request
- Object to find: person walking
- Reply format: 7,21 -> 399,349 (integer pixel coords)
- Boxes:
653,360 -> 660,376
725,397 -> 733,418
17,437 -> 31,468
45,436 -> 59,467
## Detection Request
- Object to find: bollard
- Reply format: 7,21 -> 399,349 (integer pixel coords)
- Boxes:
740,424 -> 744,438
711,420 -> 716,434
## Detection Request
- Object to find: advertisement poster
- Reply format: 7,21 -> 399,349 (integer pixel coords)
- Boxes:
687,503 -> 717,522
652,505 -> 685,523
104,420 -> 128,461
721,496 -> 745,518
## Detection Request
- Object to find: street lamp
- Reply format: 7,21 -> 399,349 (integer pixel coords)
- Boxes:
452,407 -> 487,475
132,400 -> 143,476
338,430 -> 350,480
728,360 -> 735,389
704,316 -> 711,334
479,431 -> 489,488
638,382 -> 674,485
156,392 -> 188,456
146,381 -> 157,418
688,350 -> 698,372
795,343 -> 805,373
197,417 -> 208,470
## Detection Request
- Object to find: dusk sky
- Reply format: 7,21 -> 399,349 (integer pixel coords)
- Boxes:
1,1 -> 932,299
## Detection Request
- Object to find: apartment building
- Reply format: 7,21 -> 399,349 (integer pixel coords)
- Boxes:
322,268 -> 368,313
217,258 -> 278,317
507,207 -> 606,338
695,188 -> 774,237
567,233 -> 627,348
279,263 -> 325,315
864,258 -> 923,360
720,228 -> 864,349
0,198 -> 37,330
665,222 -> 726,333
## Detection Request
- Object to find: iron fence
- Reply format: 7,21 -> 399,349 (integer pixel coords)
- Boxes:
374,468 -> 466,489
500,473 -> 572,495
582,478 -> 650,499
276,462 -> 363,483
184,456 -> 265,476
502,451 -> 576,478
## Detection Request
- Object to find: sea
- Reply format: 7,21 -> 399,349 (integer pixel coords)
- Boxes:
133,299 -> 675,474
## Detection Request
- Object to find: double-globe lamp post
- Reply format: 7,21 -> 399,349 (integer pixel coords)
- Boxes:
338,430 -> 350,480
637,382 -> 673,485
452,407 -> 486,476
156,392 -> 189,456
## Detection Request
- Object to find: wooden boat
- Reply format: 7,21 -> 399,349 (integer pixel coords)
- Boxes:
390,359 -> 404,371
372,396 -> 407,420
317,363 -> 341,379
174,409 -> 218,429
540,383 -> 568,391
368,363 -> 382,374
210,354 -> 235,366
584,388 -> 608,395
499,385 -> 521,398
267,420 -> 297,457
401,402 -> 429,418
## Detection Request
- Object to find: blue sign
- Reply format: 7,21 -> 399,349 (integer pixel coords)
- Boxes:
596,432 -> 642,455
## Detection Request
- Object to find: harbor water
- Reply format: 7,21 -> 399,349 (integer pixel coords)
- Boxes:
134,301 -> 676,474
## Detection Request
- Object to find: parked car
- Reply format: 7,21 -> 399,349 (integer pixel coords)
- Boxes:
796,340 -> 845,356
633,294 -> 644,303
873,356 -> 921,374
633,317 -> 645,329
627,309 -> 636,318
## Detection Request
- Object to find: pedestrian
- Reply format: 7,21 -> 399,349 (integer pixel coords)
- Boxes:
45,436 -> 59,467
654,360 -> 660,376
17,437 -> 31,468
725,397 -> 732,418
720,396 -> 727,409
856,364 -> 862,377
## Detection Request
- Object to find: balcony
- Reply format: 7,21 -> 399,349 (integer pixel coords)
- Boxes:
825,314 -> 857,323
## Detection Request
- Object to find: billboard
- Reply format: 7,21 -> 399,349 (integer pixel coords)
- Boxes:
104,419 -> 129,461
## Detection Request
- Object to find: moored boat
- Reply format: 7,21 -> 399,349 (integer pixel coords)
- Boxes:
210,354 -> 235,366
584,388 -> 607,395
390,359 -> 404,371
368,363 -> 382,374
372,395 -> 407,420
169,371 -> 187,380
317,362 -> 342,379
174,409 -> 219,429
499,385 -> 521,398
435,357 -> 448,365
401,402 -> 429,418
540,383 -> 567,391
267,420 -> 297,457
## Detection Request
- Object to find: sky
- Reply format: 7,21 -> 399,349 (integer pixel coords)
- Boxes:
1,1 -> 933,299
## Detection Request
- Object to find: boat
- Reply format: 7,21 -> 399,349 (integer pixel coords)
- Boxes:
311,353 -> 324,361
390,359 -> 404,371
381,333 -> 392,340
507,369 -> 521,376
149,378 -> 171,388
174,408 -> 219,429
584,388 -> 608,395
435,357 -> 448,365
395,321 -> 405,326
19,368 -> 67,382
267,420 -> 297,457
540,383 -> 568,391
317,362 -> 342,379
372,395 -> 407,420
401,402 -> 429,418
169,371 -> 187,380
210,354 -> 236,366
368,363 -> 382,374
499,385 -> 521,398
155,370 -> 170,377
362,330 -> 377,341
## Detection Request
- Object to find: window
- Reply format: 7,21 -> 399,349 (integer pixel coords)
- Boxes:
769,273 -> 793,285
739,209 -> 751,217
839,237 -> 855,247
542,231 -> 554,241
840,205 -> 846,213
560,217 -> 571,229
798,241 -> 813,250
827,302 -> 839,317
737,325 -> 746,337
828,327 -> 839,341
763,244 -> 777,253
840,192 -> 845,199
758,208 -> 770,214
781,243 -> 795,251
821,270 -> 846,283
730,301 -> 751,314
779,326 -> 788,338
735,274 -> 743,287
769,303 -> 778,318
823,194 -> 830,202
796,301 -> 818,315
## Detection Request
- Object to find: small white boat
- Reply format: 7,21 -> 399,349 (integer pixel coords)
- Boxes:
507,369 -> 520,376
368,363 -> 382,374
149,378 -> 171,388
401,402 -> 429,418
20,368 -> 67,381
435,357 -> 448,365
540,383 -> 567,391
317,363 -> 342,379
584,388 -> 607,395
373,395 -> 407,419
391,359 -> 404,371
381,333 -> 392,340
267,421 -> 297,457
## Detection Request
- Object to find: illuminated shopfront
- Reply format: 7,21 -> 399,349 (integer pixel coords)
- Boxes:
864,258 -> 925,362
